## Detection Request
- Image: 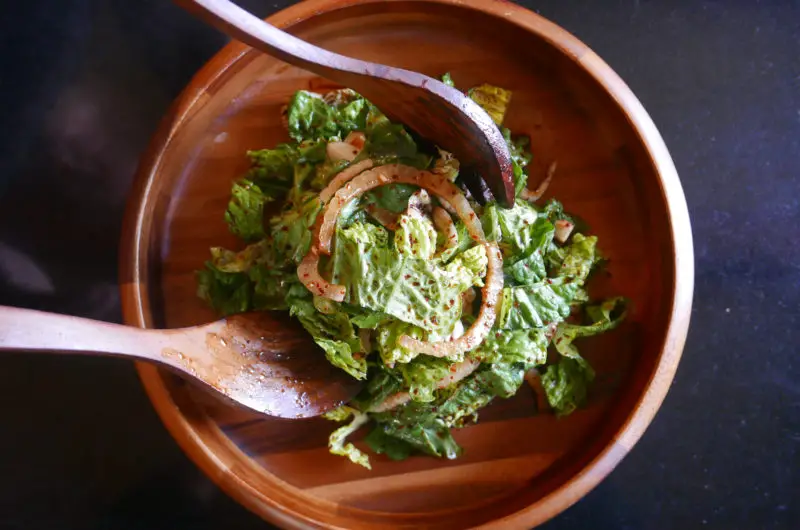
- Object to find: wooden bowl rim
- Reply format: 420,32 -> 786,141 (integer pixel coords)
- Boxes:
118,0 -> 694,527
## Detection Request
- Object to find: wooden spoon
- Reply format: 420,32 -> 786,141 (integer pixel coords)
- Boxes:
0,306 -> 363,418
177,0 -> 516,207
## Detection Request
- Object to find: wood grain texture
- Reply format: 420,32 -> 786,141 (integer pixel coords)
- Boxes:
118,0 -> 693,528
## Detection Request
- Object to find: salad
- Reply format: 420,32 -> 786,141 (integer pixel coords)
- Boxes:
196,76 -> 627,468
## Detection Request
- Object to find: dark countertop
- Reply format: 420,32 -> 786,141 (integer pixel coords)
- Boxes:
0,1 -> 797,528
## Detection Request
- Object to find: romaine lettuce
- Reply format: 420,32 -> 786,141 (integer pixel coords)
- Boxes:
197,83 -> 626,467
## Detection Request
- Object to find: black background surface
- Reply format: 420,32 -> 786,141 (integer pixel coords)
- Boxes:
0,1 -> 797,529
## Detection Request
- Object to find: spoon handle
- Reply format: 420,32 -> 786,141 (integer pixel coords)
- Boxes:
177,0 -> 361,80
0,305 -> 177,366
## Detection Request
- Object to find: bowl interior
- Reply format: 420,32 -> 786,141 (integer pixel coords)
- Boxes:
124,1 -> 680,527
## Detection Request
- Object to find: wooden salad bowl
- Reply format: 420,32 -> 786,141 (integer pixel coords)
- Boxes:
119,0 -> 694,527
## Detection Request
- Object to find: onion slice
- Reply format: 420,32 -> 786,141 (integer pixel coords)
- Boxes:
344,131 -> 366,150
326,141 -> 360,162
521,161 -> 557,203
432,206 -> 459,256
365,203 -> 399,231
317,164 -> 485,255
398,242 -> 503,358
554,219 -> 575,244
369,358 -> 480,413
296,246 -> 345,302
319,159 -> 374,204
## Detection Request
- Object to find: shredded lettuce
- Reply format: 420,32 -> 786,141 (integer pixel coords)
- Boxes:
333,221 -> 480,338
468,84 -> 512,126
541,357 -> 592,417
395,210 -> 438,260
472,328 -> 550,366
324,406 -> 371,469
196,82 -> 627,467
224,180 -> 272,241
287,91 -> 369,141
285,284 -> 366,380
376,319 -> 426,365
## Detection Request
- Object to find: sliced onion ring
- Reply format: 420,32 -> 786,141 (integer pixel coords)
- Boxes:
317,164 -> 485,255
554,219 -> 575,244
521,160 -> 556,203
365,203 -> 399,231
296,246 -> 345,302
319,158 -> 374,204
398,242 -> 503,358
369,358 -> 479,413
432,206 -> 458,256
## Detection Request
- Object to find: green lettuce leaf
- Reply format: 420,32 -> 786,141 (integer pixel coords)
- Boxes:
285,284 -> 365,379
196,262 -> 252,316
351,364 -> 403,412
324,406 -> 371,469
248,264 -> 292,311
349,310 -> 392,330
542,298 -> 627,416
503,217 -> 554,284
437,218 -> 472,262
269,194 -> 322,266
310,158 -> 349,190
471,328 -> 549,366
247,144 -> 297,192
198,241 -> 294,313
373,421 -> 461,459
498,279 -> 579,329
286,91 -> 340,141
482,201 -> 551,258
449,244 -> 488,284
376,319 -> 426,365
395,211 -> 438,260
541,357 -> 592,417
502,128 -> 533,196
286,90 -> 371,142
468,84 -> 512,126
316,338 -> 367,381
363,184 -> 419,213
364,426 -> 414,461
224,180 -> 272,241
558,233 -> 597,282
473,362 -> 526,399
432,148 -> 460,182
553,297 -> 628,369
441,72 -> 455,87
333,222 -> 479,338
209,241 -> 268,273
367,359 -> 537,460
503,128 -> 533,172
397,355 -> 453,403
